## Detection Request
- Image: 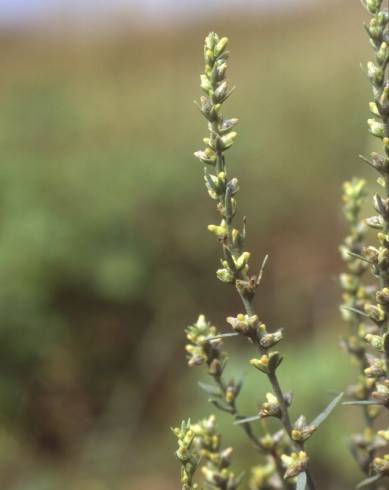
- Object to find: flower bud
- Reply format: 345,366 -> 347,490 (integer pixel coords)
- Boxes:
214,61 -> 227,81
249,462 -> 276,488
214,81 -> 228,103
215,37 -> 229,57
250,351 -> 283,374
220,131 -> 237,150
373,455 -> 389,475
227,313 -> 258,335
234,251 -> 250,270
220,118 -> 239,135
368,118 -> 385,138
291,415 -> 316,442
194,148 -> 217,165
364,303 -> 386,325
259,393 -> 281,419
376,287 -> 389,304
377,10 -> 389,26
259,329 -> 283,349
366,215 -> 384,229
364,356 -> 386,378
367,61 -> 384,85
369,101 -> 380,116
200,74 -> 212,93
365,333 -> 384,351
216,268 -> 235,284
377,42 -> 389,65
281,451 -> 309,479
368,18 -> 382,39
384,137 -> 389,156
365,0 -> 382,14
339,273 -> 359,293
220,447 -> 234,468
208,222 -> 227,237
372,382 -> 389,407
378,430 -> 389,441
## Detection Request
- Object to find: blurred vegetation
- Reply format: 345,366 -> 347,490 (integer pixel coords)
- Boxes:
0,2 -> 379,488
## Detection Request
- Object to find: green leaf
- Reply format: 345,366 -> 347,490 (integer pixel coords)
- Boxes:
356,474 -> 382,489
311,392 -> 343,428
234,415 -> 260,425
296,472 -> 307,490
198,381 -> 221,396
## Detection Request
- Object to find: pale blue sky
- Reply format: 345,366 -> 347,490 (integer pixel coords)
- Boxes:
0,0 -> 315,26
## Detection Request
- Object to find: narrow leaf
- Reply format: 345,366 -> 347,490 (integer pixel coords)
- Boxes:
311,392 -> 344,428
296,472 -> 307,490
341,305 -> 370,320
235,472 -> 245,485
234,415 -> 260,425
356,474 -> 382,489
205,332 -> 239,341
359,154 -> 380,172
209,398 -> 233,414
346,251 -> 372,264
198,382 -> 221,396
343,400 -> 382,406
256,254 -> 270,286
223,245 -> 237,272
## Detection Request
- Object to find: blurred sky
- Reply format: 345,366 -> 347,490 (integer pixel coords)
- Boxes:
0,0 -> 319,27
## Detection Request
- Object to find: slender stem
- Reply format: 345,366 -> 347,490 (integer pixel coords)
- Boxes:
267,371 -> 293,434
238,291 -> 317,490
212,373 -> 293,490
196,33 -> 316,489
213,375 -> 262,448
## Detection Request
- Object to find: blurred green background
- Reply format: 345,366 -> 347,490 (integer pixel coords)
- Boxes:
0,0 -> 381,488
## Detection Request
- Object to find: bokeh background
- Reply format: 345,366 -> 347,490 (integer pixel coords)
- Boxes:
0,0 -> 381,488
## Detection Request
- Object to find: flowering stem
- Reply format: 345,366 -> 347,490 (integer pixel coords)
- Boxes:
212,369 -> 293,490
240,290 -> 316,490
194,31 -> 319,490
340,1 -> 389,487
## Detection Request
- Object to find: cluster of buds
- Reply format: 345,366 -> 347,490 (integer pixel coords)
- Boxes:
291,416 -> 316,444
281,452 -> 309,480
349,429 -> 386,474
194,32 -> 238,169
226,313 -> 259,337
250,352 -> 283,375
249,460 -> 278,490
373,454 -> 389,476
378,428 -> 389,441
226,313 -> 284,349
340,2 -> 389,486
339,179 -> 369,325
257,393 -> 282,420
185,315 -> 225,375
173,420 -> 200,490
194,32 -> 254,292
191,415 -> 242,489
